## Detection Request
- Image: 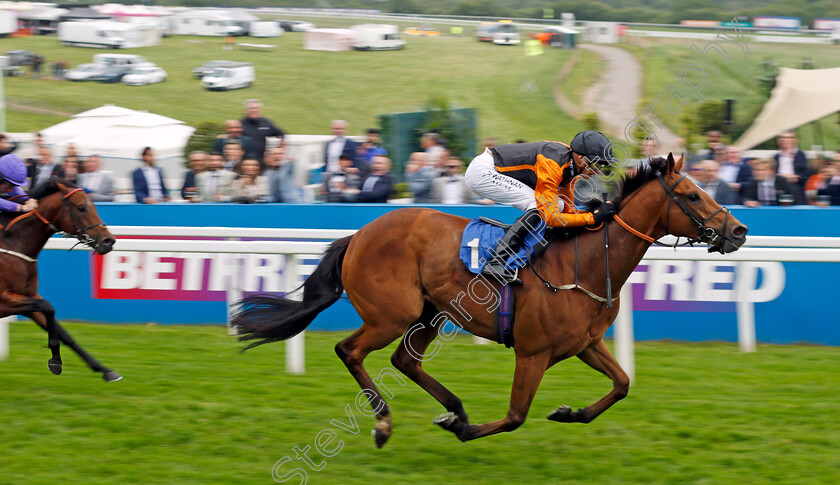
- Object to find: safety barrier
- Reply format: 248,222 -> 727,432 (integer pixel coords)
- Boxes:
4,226 -> 840,381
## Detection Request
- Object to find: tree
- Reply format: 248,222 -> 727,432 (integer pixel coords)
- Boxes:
183,121 -> 224,162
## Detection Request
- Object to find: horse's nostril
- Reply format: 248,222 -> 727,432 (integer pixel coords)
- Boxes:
733,226 -> 747,237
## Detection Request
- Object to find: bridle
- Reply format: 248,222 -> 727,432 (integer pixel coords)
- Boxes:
613,171 -> 734,253
4,187 -> 108,252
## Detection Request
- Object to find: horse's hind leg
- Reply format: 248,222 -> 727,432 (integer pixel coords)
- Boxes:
335,324 -> 406,448
391,304 -> 468,425
548,338 -> 629,424
0,292 -> 62,374
435,351 -> 550,442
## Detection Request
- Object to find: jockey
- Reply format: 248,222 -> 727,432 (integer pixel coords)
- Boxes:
464,130 -> 618,284
0,154 -> 38,214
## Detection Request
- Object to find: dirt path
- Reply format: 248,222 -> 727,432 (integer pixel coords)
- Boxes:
579,44 -> 681,153
6,100 -> 74,118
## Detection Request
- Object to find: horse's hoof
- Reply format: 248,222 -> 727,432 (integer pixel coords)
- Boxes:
433,412 -> 458,429
103,371 -> 123,382
372,424 -> 391,449
547,405 -> 573,422
48,359 -> 62,375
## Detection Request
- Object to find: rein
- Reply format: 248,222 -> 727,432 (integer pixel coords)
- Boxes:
528,170 -> 734,303
600,173 -> 734,250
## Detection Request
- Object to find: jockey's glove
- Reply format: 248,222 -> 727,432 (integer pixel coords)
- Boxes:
592,201 -> 617,224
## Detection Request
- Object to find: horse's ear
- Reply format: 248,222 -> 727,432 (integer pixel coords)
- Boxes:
674,154 -> 684,172
666,153 -> 675,173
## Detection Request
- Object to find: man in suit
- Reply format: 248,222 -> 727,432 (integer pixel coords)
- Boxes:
741,159 -> 795,207
132,147 -> 169,204
195,152 -> 237,202
222,140 -> 245,173
322,155 -> 362,203
213,120 -> 255,159
430,156 -> 476,204
696,160 -> 735,205
357,155 -> 393,203
719,146 -> 753,196
405,152 -> 438,203
816,158 -> 840,206
27,145 -> 63,189
78,154 -> 115,202
181,151 -> 207,201
264,146 -> 302,203
773,131 -> 809,204
324,120 -> 359,173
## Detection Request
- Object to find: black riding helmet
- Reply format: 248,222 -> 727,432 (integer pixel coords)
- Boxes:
570,130 -> 618,168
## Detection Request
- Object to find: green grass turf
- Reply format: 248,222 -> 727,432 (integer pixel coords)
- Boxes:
622,39 -> 840,150
559,47 -> 604,109
1,322 -> 838,484
2,33 -> 584,144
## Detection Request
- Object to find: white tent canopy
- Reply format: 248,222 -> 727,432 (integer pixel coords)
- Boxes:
40,105 -> 194,178
734,67 -> 840,150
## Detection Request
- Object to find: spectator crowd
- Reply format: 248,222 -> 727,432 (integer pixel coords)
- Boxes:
681,130 -> 840,207
2,110 -> 840,207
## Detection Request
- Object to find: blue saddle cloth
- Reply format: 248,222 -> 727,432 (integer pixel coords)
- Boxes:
459,218 -> 546,275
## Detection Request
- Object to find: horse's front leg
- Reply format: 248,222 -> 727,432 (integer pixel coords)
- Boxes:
435,351 -> 550,441
24,310 -> 122,382
0,291 -> 62,375
548,338 -> 630,424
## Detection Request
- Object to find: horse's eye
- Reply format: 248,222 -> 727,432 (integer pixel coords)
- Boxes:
77,205 -> 87,213
687,193 -> 701,202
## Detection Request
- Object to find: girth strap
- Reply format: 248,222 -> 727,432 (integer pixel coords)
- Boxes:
495,284 -> 516,348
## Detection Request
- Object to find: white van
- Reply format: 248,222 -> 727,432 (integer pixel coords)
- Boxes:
352,24 -> 405,51
93,53 -> 148,67
201,62 -> 254,91
492,22 -> 521,45
0,11 -> 16,37
250,21 -> 282,38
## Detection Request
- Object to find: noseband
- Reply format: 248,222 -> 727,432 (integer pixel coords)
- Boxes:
613,172 -> 734,253
59,188 -> 109,251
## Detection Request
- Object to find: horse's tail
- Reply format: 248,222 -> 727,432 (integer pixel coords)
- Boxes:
234,235 -> 353,349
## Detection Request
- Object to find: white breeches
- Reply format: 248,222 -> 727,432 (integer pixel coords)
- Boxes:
464,149 -> 537,211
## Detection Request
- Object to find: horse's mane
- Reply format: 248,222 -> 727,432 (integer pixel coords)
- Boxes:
27,178 -> 78,200
583,156 -> 671,212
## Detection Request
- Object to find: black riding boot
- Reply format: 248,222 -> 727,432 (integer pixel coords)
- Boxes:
482,209 -> 545,286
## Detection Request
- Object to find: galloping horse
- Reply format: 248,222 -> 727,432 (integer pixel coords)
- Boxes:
0,179 -> 119,381
233,155 -> 747,446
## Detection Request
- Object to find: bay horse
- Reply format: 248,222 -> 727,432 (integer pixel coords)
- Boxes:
0,178 -> 119,382
233,154 -> 747,446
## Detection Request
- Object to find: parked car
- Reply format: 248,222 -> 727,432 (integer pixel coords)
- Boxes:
6,49 -> 37,67
191,60 -> 236,79
491,22 -> 520,45
122,65 -> 167,86
65,63 -> 108,82
94,64 -> 132,83
278,20 -> 314,32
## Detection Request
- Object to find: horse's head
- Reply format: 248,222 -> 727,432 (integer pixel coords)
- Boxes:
40,180 -> 116,255
625,154 -> 747,253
